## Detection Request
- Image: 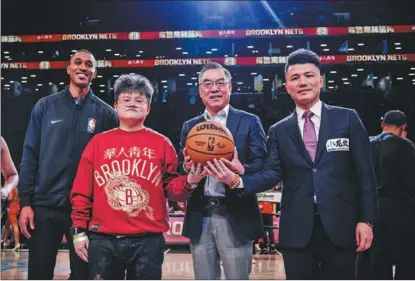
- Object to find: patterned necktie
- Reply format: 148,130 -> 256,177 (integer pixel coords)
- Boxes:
303,110 -> 317,161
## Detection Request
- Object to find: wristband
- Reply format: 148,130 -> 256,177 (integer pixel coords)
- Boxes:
230,174 -> 241,189
73,232 -> 87,240
73,235 -> 88,244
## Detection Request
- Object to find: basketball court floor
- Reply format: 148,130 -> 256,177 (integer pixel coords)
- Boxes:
1,245 -> 286,279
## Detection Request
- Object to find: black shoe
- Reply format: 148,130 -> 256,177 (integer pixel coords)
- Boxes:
260,248 -> 269,255
269,244 -> 277,254
269,248 -> 277,254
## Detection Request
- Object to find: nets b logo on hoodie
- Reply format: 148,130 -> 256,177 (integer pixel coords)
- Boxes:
87,118 -> 96,133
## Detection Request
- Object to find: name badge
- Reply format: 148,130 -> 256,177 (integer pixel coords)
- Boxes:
326,138 -> 349,152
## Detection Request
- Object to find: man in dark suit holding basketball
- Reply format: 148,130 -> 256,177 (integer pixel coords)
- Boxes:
179,62 -> 267,279
210,49 -> 378,279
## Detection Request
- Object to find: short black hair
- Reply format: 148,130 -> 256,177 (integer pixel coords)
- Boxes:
70,49 -> 97,67
382,110 -> 406,127
114,73 -> 154,104
285,48 -> 321,73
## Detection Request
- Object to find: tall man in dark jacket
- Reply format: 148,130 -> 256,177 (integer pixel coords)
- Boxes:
18,50 -> 118,279
369,110 -> 415,279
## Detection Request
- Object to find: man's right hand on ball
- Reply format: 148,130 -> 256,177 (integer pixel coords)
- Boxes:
183,148 -> 194,173
220,147 -> 245,175
19,206 -> 35,239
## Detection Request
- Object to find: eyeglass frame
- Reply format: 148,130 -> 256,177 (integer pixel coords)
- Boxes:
199,79 -> 231,90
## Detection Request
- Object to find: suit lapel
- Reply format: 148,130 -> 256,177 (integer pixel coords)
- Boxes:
314,103 -> 331,163
286,112 -> 313,165
193,115 -> 205,126
226,106 -> 242,136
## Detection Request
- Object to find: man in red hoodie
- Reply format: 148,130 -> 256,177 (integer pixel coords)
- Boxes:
70,73 -> 205,280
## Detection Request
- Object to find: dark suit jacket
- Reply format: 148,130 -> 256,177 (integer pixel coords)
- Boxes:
179,106 -> 267,243
370,133 -> 415,224
242,103 -> 377,248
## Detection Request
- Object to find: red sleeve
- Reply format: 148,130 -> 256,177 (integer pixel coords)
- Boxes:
70,136 -> 96,229
162,138 -> 193,201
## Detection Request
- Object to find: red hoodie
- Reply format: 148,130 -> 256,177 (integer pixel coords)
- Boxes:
71,127 -> 193,235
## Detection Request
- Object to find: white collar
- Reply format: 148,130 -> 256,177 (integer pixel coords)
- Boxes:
204,104 -> 230,120
296,100 -> 322,120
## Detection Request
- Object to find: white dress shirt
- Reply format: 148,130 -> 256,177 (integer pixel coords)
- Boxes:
203,105 -> 230,197
295,99 -> 322,140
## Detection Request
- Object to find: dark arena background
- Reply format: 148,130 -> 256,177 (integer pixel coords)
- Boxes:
1,0 -> 414,279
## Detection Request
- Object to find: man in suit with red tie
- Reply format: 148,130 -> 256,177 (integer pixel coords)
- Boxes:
211,49 -> 377,279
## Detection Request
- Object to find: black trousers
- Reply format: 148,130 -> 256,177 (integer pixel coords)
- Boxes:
369,219 -> 415,279
261,214 -> 275,246
28,206 -> 87,280
356,248 -> 372,279
281,214 -> 356,280
88,232 -> 165,280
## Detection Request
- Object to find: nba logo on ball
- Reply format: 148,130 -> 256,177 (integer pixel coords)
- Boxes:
186,121 -> 234,165
87,118 -> 96,133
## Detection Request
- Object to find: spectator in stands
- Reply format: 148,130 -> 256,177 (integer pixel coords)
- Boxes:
368,110 -> 415,279
179,62 -> 267,279
18,50 -> 118,279
70,73 -> 205,280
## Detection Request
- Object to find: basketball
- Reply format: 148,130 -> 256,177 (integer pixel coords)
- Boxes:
185,121 -> 234,165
